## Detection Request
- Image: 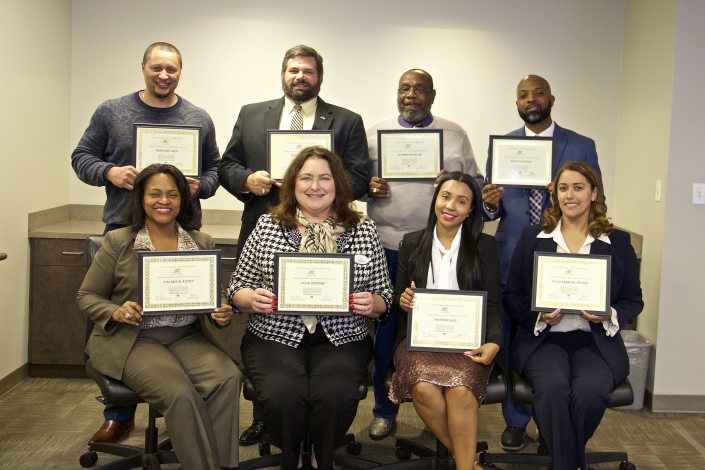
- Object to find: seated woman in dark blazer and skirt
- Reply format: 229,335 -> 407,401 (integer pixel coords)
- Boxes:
388,171 -> 502,470
503,161 -> 643,470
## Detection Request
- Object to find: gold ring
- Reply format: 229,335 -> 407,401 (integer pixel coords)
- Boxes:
125,313 -> 131,319
261,189 -> 266,195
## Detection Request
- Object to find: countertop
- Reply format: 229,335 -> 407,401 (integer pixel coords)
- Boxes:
28,205 -> 241,245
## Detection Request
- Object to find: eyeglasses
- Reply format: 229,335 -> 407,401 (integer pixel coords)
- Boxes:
398,86 -> 431,96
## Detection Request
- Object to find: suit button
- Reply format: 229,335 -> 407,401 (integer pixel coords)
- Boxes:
594,333 -> 599,339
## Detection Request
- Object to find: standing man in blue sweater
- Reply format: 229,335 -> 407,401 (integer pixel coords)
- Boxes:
482,74 -> 602,451
71,42 -> 221,445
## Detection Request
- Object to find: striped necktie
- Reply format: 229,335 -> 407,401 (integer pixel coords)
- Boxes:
291,104 -> 304,130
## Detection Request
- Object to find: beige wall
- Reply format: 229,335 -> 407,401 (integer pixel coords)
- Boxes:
613,0 -> 677,391
69,0 -> 625,214
653,0 -> 705,397
0,0 -> 72,381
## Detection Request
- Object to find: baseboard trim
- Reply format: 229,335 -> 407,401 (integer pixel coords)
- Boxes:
0,363 -> 29,398
649,391 -> 705,413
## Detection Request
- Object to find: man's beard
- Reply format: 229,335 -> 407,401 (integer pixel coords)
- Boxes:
398,103 -> 430,123
282,79 -> 321,103
518,102 -> 552,124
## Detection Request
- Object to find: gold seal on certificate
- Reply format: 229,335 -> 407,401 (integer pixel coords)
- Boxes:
532,252 -> 611,315
377,129 -> 443,180
138,250 -> 220,315
267,130 -> 334,180
488,135 -> 554,188
133,123 -> 202,176
273,253 -> 353,315
406,289 -> 487,353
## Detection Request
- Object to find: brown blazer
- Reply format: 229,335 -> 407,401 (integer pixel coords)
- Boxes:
77,227 -> 234,380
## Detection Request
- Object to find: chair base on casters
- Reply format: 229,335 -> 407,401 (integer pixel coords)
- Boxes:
478,449 -> 636,469
79,407 -> 177,470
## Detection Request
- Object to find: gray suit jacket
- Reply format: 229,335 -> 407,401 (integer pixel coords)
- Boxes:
217,97 -> 370,248
77,227 -> 233,380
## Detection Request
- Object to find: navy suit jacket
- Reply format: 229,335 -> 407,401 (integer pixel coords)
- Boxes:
503,225 -> 643,384
486,124 -> 602,285
389,230 -> 504,360
217,97 -> 370,247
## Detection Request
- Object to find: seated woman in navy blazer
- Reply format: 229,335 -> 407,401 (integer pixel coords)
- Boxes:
503,161 -> 643,470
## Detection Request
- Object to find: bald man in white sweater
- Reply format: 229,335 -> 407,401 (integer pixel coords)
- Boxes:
365,69 -> 483,440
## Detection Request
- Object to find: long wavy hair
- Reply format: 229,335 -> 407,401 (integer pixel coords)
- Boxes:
127,164 -> 199,231
269,146 -> 362,230
407,172 -> 485,289
542,161 -> 613,237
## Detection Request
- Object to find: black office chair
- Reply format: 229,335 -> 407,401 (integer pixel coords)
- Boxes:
79,235 -> 178,470
477,370 -> 637,470
242,372 -> 380,469
379,353 -> 507,470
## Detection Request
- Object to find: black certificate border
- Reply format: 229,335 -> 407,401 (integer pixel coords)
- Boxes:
266,130 -> 335,181
377,129 -> 444,181
272,252 -> 354,316
487,135 -> 554,189
138,249 -> 221,315
132,123 -> 203,177
531,251 -> 612,316
406,288 -> 487,354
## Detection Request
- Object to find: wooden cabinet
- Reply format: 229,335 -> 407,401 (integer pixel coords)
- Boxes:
28,238 -> 88,369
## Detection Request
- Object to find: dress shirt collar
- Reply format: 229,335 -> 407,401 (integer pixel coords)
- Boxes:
524,120 -> 556,137
284,95 -> 318,116
536,219 -> 610,253
398,113 -> 434,128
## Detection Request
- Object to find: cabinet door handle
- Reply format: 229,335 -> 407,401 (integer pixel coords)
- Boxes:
62,252 -> 85,256
222,257 -> 236,261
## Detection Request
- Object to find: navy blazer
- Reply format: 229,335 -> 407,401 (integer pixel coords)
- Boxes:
390,230 -> 504,358
503,225 -> 643,384
217,97 -> 370,246
486,124 -> 602,285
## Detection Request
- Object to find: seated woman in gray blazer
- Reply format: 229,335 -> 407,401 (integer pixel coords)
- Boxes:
504,161 -> 643,470
77,164 -> 242,470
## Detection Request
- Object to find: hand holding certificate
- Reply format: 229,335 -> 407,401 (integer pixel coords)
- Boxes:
406,289 -> 487,353
532,252 -> 611,315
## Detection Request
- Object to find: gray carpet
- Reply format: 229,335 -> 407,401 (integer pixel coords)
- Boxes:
1,377 -> 704,469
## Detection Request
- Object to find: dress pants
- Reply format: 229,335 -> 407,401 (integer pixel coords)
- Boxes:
522,330 -> 614,470
121,327 -> 243,470
242,328 -> 373,470
371,247 -> 400,420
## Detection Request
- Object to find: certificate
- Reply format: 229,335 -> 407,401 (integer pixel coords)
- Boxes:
133,123 -> 202,176
532,252 -> 611,315
267,130 -> 334,180
273,253 -> 353,315
407,289 -> 487,353
488,136 -> 554,188
378,130 -> 443,180
138,250 -> 220,315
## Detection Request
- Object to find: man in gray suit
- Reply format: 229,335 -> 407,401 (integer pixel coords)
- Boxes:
217,44 -> 370,444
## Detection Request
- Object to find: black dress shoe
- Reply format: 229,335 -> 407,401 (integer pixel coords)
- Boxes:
239,419 -> 266,446
500,426 -> 527,451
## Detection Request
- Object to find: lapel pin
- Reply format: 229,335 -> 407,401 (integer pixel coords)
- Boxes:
319,116 -> 326,120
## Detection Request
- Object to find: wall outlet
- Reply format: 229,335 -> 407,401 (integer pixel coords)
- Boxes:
694,184 -> 705,204
655,180 -> 662,202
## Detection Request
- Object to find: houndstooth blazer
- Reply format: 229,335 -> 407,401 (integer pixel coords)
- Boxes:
228,214 -> 393,348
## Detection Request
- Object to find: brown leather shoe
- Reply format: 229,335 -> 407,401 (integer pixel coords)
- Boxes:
88,420 -> 135,444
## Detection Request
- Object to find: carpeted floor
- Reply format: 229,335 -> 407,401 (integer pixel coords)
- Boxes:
0,377 -> 704,469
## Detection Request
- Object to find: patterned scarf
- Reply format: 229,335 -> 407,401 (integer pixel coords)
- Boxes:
296,207 -> 346,332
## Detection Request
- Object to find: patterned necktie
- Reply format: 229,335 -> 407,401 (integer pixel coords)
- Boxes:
291,104 -> 304,131
529,189 -> 543,225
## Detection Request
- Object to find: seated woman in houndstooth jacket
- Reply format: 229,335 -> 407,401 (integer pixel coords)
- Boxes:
228,146 -> 393,470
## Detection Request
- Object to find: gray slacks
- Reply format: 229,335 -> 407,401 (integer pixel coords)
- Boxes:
121,328 -> 243,470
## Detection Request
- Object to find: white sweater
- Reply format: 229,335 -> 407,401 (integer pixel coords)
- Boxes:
366,115 -> 482,250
